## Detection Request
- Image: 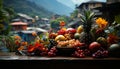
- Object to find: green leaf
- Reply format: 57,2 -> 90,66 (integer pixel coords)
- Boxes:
39,34 -> 43,39
88,12 -> 95,21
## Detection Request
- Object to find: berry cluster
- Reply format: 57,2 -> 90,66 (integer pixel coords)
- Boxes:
40,48 -> 48,56
92,50 -> 108,58
72,47 -> 91,58
48,47 -> 57,57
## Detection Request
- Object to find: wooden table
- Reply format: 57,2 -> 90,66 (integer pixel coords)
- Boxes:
0,52 -> 120,69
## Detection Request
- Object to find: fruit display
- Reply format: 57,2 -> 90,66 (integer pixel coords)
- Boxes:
14,10 -> 120,58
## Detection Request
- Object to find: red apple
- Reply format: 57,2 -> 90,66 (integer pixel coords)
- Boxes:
89,42 -> 101,52
57,29 -> 66,35
66,28 -> 76,34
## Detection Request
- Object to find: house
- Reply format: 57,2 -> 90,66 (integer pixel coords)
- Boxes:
17,13 -> 34,23
96,0 -> 120,24
33,17 -> 50,30
16,13 -> 35,27
27,27 -> 47,33
76,0 -> 106,17
41,18 -> 50,24
10,21 -> 28,31
17,31 -> 36,42
17,27 -> 47,42
107,0 -> 120,4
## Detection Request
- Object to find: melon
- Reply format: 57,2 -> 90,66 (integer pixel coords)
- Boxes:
96,37 -> 108,49
108,44 -> 120,57
74,33 -> 80,39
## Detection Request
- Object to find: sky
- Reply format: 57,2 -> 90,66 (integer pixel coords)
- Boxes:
57,0 -> 106,9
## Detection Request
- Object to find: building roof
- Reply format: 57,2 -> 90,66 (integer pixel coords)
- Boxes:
27,27 -> 47,32
41,18 -> 49,21
86,0 -> 105,3
10,22 -> 28,25
77,0 -> 106,8
12,19 -> 21,22
17,13 -> 34,20
20,30 -> 36,34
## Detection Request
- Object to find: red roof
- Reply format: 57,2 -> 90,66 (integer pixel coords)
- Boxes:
10,22 -> 28,25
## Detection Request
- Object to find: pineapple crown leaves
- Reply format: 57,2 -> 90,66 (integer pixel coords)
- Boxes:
80,9 -> 95,24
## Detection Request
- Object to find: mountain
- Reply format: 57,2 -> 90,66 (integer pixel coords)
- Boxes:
57,0 -> 75,10
29,0 -> 74,16
3,0 -> 53,18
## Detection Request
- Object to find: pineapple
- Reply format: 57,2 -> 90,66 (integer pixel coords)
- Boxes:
79,9 -> 95,46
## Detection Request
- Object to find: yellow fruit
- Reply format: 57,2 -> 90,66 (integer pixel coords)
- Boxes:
55,35 -> 66,41
77,25 -> 83,33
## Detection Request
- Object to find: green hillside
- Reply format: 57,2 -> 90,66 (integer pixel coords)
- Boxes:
3,0 -> 53,18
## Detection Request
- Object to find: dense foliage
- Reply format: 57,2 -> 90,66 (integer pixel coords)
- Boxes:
0,0 -> 15,35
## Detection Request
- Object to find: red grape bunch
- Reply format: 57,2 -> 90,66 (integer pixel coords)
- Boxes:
92,50 -> 108,58
72,47 -> 91,58
48,47 -> 57,57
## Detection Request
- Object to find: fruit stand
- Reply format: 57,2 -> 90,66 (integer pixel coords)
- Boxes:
0,10 -> 120,68
11,10 -> 119,58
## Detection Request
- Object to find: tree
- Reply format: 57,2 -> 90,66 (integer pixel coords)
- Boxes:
0,0 -> 3,9
70,9 -> 79,19
0,0 -> 17,52
50,20 -> 60,32
50,16 -> 69,32
0,0 -> 16,35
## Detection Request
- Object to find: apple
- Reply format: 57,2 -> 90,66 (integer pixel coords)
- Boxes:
57,29 -> 66,35
66,28 -> 76,34
89,42 -> 101,52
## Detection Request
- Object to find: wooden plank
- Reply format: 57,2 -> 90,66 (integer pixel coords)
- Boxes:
0,52 -> 120,60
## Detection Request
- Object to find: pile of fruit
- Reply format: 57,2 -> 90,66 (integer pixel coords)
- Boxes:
46,26 -> 116,58
15,24 -> 120,58
15,10 -> 120,58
